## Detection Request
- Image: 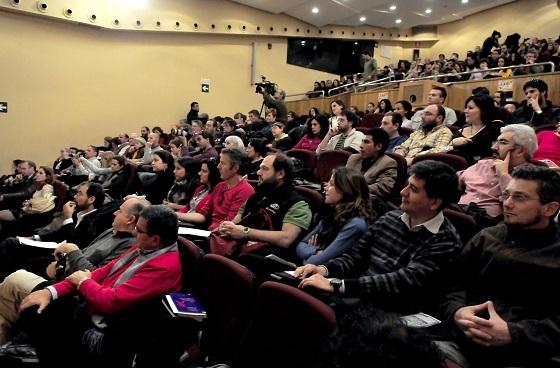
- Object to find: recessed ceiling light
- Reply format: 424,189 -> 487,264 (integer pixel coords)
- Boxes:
359,16 -> 366,22
354,41 -> 359,45
311,7 -> 319,13
301,41 -> 306,45
461,0 -> 468,3
389,5 -> 397,10
395,18 -> 402,24
425,8 -> 432,14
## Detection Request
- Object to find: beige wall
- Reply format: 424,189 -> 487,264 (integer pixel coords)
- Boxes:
0,10 -> 339,173
431,0 -> 560,58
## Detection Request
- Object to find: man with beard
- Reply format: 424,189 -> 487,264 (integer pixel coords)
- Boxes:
217,152 -> 311,260
409,88 -> 457,129
511,79 -> 560,127
393,104 -> 453,165
457,124 -> 536,221
441,166 -> 560,367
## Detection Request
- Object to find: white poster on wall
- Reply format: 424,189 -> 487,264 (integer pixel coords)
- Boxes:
380,45 -> 392,59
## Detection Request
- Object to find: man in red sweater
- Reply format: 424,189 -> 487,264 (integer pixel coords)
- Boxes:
13,205 -> 182,366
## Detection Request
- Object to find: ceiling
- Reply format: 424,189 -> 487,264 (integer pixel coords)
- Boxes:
230,0 -> 516,29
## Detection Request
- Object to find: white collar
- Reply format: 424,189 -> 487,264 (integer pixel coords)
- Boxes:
400,211 -> 444,234
76,208 -> 97,227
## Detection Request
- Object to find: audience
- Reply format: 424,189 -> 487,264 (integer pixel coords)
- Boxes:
511,79 -> 560,126
293,114 -> 329,152
316,110 -> 365,155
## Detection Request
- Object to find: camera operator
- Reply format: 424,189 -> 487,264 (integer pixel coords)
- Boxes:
256,78 -> 288,122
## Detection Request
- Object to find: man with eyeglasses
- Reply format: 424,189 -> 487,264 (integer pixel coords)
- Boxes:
511,79 -> 560,127
441,166 -> 560,367
457,124 -> 537,224
184,131 -> 218,163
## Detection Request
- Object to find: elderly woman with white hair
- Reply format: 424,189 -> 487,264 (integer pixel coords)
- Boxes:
224,135 -> 245,151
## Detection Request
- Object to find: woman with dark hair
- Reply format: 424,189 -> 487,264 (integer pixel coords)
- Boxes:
139,150 -> 175,204
329,99 -> 346,130
365,102 -> 376,115
293,114 -> 329,152
375,99 -> 393,114
448,94 -> 501,165
163,156 -> 200,211
394,100 -> 414,128
176,158 -> 221,225
296,167 -> 372,265
168,138 -> 184,160
152,126 -> 168,145
246,138 -> 268,180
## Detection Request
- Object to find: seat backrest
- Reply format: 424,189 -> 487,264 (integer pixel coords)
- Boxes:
122,164 -> 137,196
52,180 -> 69,212
412,153 -> 468,172
177,236 -> 205,293
361,113 -> 384,128
233,281 -> 337,368
198,254 -> 255,365
443,208 -> 478,245
294,185 -> 323,215
398,126 -> 415,136
385,152 -> 408,200
286,149 -> 317,171
314,150 -> 351,182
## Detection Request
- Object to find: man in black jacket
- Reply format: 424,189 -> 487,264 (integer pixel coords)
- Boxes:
511,79 -> 560,127
442,166 -> 560,367
0,161 -> 36,210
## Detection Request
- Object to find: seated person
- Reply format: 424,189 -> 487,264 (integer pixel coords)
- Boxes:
316,110 -> 365,155
268,122 -> 293,151
15,205 -> 182,366
458,124 -> 537,220
448,94 -> 502,165
380,112 -> 408,153
296,167 -> 370,265
246,138 -> 268,181
185,131 -> 218,162
0,160 -> 36,210
215,152 -> 311,260
176,158 -> 221,225
408,88 -> 458,129
224,135 -> 245,152
197,148 -> 254,231
53,148 -> 73,175
134,132 -> 164,166
124,137 -> 145,161
393,104 -> 453,165
0,197 -> 148,344
346,128 -> 397,198
77,151 -> 113,183
441,166 -> 560,367
138,150 -> 175,205
82,155 -> 129,201
511,79 -> 560,127
293,114 -> 329,152
294,160 -> 462,315
533,124 -> 560,166
61,146 -> 100,186
163,157 -> 200,211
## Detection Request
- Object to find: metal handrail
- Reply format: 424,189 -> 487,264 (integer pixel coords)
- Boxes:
286,90 -> 325,99
326,80 -> 362,96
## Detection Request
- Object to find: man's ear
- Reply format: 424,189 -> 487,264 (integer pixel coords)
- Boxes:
543,202 -> 560,218
429,198 -> 442,212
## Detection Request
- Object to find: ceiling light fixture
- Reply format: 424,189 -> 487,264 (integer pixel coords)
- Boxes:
311,7 -> 319,13
461,0 -> 469,3
425,8 -> 432,14
359,16 -> 366,22
395,18 -> 402,24
389,5 -> 397,10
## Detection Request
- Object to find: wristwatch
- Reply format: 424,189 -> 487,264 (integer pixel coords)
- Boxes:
329,278 -> 343,293
242,227 -> 250,239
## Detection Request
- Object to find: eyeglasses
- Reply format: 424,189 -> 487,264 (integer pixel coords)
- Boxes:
500,190 -> 540,203
492,139 -> 513,146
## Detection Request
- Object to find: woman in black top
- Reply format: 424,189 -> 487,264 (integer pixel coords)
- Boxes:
140,150 -> 175,204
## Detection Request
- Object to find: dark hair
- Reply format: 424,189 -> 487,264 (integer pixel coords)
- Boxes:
364,128 -> 390,155
395,100 -> 413,119
79,182 -> 105,209
191,120 -> 203,128
222,118 -> 237,130
141,126 -> 150,133
340,110 -> 359,126
409,160 -> 458,210
378,99 -> 393,113
169,138 -> 183,148
198,131 -> 215,146
140,205 -> 178,247
511,166 -> 560,204
432,87 -> 447,101
36,166 -> 56,190
331,167 -> 372,223
126,198 -> 149,220
153,150 -> 175,174
308,115 -> 330,139
234,112 -> 247,121
435,105 -> 446,120
190,101 -> 199,108
248,138 -> 268,158
361,50 -> 371,57
471,86 -> 490,96
331,99 -> 346,112
387,112 -> 403,128
175,156 -> 201,180
220,148 -> 246,174
152,126 -> 164,135
465,94 -> 496,125
308,107 -> 320,117
88,145 -> 99,155
200,158 -> 222,192
271,152 -> 295,185
248,109 -> 260,118
523,79 -> 548,94
112,155 -> 126,168
23,160 -> 37,171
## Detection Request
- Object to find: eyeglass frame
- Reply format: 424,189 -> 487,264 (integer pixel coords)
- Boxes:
500,190 -> 541,204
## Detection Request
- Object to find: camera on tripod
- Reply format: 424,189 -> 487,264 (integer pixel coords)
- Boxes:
255,75 -> 276,95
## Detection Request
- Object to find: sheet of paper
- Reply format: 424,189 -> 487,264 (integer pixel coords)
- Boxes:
17,237 -> 59,249
401,312 -> 441,328
177,227 -> 211,238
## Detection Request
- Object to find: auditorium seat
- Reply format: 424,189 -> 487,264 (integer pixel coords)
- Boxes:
398,126 -> 415,136
286,148 -> 317,171
361,113 -> 384,128
412,153 -> 468,172
443,208 -> 478,245
314,150 -> 351,182
385,152 -> 408,203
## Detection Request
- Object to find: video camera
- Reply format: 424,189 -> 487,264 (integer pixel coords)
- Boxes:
255,75 -> 277,95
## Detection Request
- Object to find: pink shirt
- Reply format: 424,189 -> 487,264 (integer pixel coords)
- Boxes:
458,159 -> 512,217
534,130 -> 560,166
199,178 -> 255,230
293,135 -> 322,151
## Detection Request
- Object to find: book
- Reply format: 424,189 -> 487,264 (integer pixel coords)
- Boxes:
265,254 -> 297,270
177,227 -> 211,238
163,293 -> 206,322
400,312 -> 441,328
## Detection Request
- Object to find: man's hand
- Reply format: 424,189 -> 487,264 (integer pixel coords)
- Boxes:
293,264 -> 326,279
218,221 -> 244,239
54,242 -> 79,257
20,289 -> 52,313
494,151 -> 511,177
62,201 -> 76,219
454,301 -> 512,347
527,96 -> 542,112
66,270 -> 92,287
298,274 -> 333,292
45,261 -> 62,279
